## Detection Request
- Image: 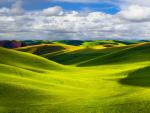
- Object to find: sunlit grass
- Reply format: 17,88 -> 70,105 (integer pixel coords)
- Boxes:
0,43 -> 150,113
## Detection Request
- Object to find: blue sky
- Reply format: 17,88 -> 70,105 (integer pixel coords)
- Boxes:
25,1 -> 119,14
1,0 -> 120,14
0,0 -> 150,40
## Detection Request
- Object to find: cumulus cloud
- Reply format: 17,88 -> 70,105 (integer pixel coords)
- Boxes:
0,1 -> 150,40
10,0 -> 24,15
118,5 -> 150,22
120,0 -> 150,7
0,0 -> 24,16
42,6 -> 63,16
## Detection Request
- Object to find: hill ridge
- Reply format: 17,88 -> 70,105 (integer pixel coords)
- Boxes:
78,43 -> 150,66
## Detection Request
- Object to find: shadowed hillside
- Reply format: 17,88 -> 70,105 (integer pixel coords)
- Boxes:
15,44 -> 66,55
43,46 -> 127,65
120,66 -> 150,87
16,42 -> 150,66
0,40 -> 22,48
78,43 -> 150,66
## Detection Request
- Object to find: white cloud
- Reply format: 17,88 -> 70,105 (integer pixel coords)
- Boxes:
10,0 -> 24,15
118,5 -> 150,22
42,6 -> 63,16
0,0 -> 24,15
0,7 -> 10,15
0,3 -> 150,40
120,0 -> 150,7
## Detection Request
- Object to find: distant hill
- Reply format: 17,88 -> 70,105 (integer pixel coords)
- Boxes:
16,44 -> 78,55
16,44 -> 65,55
53,40 -> 84,46
0,40 -> 149,48
15,41 -> 150,66
42,46 -> 127,65
22,40 -> 52,46
0,40 -> 22,48
0,40 -> 53,48
54,40 -> 149,46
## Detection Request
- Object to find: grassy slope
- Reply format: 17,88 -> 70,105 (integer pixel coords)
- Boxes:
0,47 -> 64,71
79,43 -> 150,66
16,42 -> 127,65
15,44 -> 77,55
0,43 -> 150,113
42,46 -> 128,65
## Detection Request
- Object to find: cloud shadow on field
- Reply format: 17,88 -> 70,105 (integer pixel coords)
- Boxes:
119,66 -> 150,87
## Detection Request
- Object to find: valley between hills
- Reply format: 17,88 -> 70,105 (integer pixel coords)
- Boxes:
0,41 -> 150,113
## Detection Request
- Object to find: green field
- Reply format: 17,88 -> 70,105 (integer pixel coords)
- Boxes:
0,42 -> 150,113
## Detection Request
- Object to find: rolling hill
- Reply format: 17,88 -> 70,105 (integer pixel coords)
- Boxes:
78,43 -> 150,66
15,44 -> 66,55
0,42 -> 150,113
42,46 -> 127,65
0,47 -> 65,71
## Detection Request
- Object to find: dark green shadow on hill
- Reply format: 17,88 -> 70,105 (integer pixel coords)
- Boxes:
43,48 -> 106,65
33,45 -> 65,55
43,47 -> 127,65
78,43 -> 150,67
17,45 -> 65,55
119,66 -> 150,87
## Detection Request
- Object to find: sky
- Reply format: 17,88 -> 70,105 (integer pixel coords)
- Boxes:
0,0 -> 150,40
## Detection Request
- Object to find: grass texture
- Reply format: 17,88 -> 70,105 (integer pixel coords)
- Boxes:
0,43 -> 150,113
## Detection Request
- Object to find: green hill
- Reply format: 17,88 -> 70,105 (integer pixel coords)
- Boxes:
78,43 -> 150,66
42,46 -> 128,65
0,47 -> 79,113
15,44 -> 67,55
0,44 -> 150,113
0,47 -> 64,71
120,66 -> 150,87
